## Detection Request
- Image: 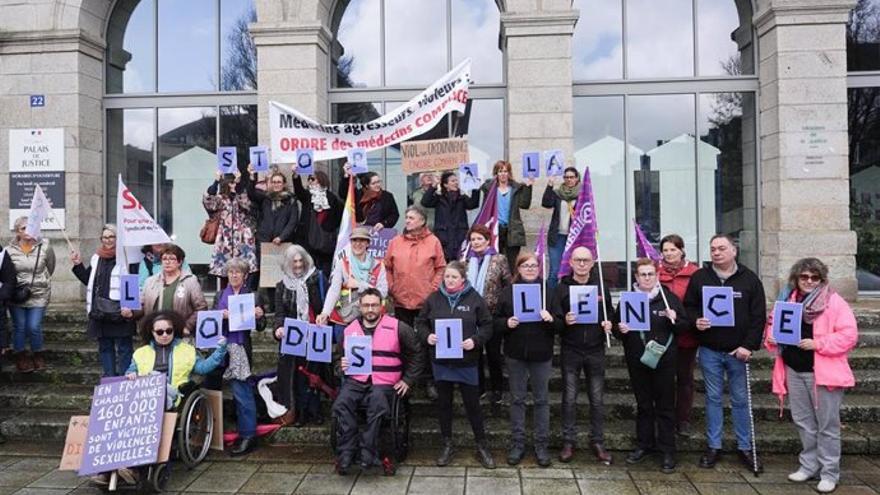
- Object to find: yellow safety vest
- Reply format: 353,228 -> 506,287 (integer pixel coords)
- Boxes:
132,341 -> 197,404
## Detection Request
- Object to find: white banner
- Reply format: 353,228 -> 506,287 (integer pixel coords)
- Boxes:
116,175 -> 171,272
25,184 -> 52,239
269,59 -> 471,163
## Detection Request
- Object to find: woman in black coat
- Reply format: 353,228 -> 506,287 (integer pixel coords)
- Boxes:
613,258 -> 688,474
421,171 -> 481,262
340,168 -> 400,229
70,224 -> 136,377
247,169 -> 298,245
292,171 -> 342,277
416,261 -> 496,469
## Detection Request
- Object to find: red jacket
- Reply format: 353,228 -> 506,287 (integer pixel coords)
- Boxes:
384,228 -> 446,310
658,261 -> 699,348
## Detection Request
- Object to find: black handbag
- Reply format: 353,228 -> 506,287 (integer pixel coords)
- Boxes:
10,243 -> 42,305
88,263 -> 125,323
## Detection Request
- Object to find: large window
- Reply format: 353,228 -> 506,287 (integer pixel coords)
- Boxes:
105,0 -> 258,286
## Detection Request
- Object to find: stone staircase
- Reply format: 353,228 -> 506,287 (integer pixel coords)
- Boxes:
3,304 -> 880,454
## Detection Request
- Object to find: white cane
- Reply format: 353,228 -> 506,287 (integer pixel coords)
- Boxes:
744,360 -> 760,477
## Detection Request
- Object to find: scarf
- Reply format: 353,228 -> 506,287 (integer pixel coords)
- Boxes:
555,183 -> 580,202
439,280 -> 471,310
309,186 -> 330,212
467,255 -> 492,296
97,245 -> 115,259
660,258 -> 685,276
633,281 -> 662,300
779,284 -> 833,324
266,190 -> 292,212
282,267 -> 316,321
349,252 -> 374,284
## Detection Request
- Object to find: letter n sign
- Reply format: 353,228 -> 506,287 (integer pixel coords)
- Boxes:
772,302 -> 803,346
619,292 -> 650,332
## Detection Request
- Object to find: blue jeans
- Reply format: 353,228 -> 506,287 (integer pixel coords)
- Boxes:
98,336 -> 134,377
547,234 -> 567,292
699,346 -> 752,450
230,379 -> 257,438
10,306 -> 46,353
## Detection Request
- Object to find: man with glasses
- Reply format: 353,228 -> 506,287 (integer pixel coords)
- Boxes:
551,246 -> 614,464
683,234 -> 766,472
332,288 -> 424,475
542,167 -> 581,292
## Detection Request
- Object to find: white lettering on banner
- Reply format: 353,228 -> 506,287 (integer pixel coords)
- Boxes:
269,59 -> 471,162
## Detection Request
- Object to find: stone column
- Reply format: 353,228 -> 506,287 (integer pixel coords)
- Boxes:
755,0 -> 858,299
501,2 -> 579,237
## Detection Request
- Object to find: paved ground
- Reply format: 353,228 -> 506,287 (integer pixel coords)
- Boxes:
0,442 -> 879,494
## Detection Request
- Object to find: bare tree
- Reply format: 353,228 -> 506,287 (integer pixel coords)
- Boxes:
221,7 -> 257,91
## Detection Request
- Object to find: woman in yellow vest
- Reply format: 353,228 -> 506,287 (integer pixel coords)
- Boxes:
126,310 -> 227,408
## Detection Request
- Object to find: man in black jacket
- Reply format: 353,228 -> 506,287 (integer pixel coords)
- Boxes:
683,234 -> 766,472
550,246 -> 614,465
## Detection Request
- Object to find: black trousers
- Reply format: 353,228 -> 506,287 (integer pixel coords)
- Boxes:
436,380 -> 485,443
498,225 -> 521,273
332,379 -> 393,465
277,354 -> 324,419
627,358 -> 677,454
478,332 -> 504,395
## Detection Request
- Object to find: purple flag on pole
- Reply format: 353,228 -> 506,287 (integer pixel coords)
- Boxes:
634,220 -> 662,262
535,222 -> 547,278
461,181 -> 499,258
558,167 -> 599,278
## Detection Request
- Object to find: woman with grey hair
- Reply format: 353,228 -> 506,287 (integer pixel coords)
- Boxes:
70,224 -> 136,377
273,244 -> 328,426
7,216 -> 56,373
764,258 -> 858,494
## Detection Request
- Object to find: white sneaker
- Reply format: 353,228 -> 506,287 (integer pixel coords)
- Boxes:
116,468 -> 138,485
89,473 -> 109,485
816,479 -> 837,493
787,469 -> 814,482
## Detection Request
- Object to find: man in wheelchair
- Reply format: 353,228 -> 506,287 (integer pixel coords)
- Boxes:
333,288 -> 424,475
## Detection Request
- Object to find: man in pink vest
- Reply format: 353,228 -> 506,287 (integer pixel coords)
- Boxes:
333,288 -> 423,475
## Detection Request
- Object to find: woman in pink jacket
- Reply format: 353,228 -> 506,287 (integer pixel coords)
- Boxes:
764,258 -> 858,494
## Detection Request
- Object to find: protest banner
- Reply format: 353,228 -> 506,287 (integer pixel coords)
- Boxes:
196,310 -> 223,349
250,146 -> 269,173
345,335 -> 372,375
522,151 -> 540,179
259,242 -> 291,288
459,162 -> 480,192
620,292 -> 650,332
367,228 -> 396,259
703,286 -> 735,327
115,176 -> 171,272
8,128 -> 66,231
281,318 -> 309,357
217,147 -> 237,174
348,148 -> 369,174
545,150 -> 564,177
400,137 -> 470,174
435,319 -> 464,359
79,374 -> 166,476
569,285 -> 599,324
269,59 -> 470,163
25,184 -> 52,239
772,301 -> 804,346
307,324 -> 332,363
513,284 -> 542,323
228,293 -> 256,332
120,274 -> 141,310
61,414 -> 176,471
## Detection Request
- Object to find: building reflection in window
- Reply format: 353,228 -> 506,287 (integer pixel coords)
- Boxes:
849,87 -> 880,290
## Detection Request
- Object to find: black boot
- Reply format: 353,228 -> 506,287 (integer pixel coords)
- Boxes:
229,436 -> 257,457
661,453 -> 677,474
436,438 -> 455,467
476,442 -> 496,469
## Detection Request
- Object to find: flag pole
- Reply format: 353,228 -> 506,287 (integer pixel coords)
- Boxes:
594,234 -> 611,348
657,284 -> 675,323
542,249 -> 547,310
45,209 -> 74,251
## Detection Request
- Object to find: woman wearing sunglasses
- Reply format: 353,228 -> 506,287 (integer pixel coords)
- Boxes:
764,258 -> 858,494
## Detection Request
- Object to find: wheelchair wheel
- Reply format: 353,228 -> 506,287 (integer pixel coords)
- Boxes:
148,463 -> 170,493
177,390 -> 214,468
390,396 -> 410,462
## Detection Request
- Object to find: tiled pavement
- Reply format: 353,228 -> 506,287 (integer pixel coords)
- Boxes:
0,444 -> 879,494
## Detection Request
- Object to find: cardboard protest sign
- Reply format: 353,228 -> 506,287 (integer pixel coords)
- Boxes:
401,137 -> 470,174
203,389 -> 224,450
459,162 -> 480,192
259,242 -> 291,287
250,146 -> 270,173
367,228 -> 397,259
522,151 -> 540,179
196,310 -> 223,349
702,286 -> 735,327
435,319 -> 464,359
79,374 -> 166,476
217,147 -> 237,174
348,148 -> 369,175
345,335 -> 372,375
228,293 -> 256,332
619,291 -> 650,332
295,149 -> 314,176
513,284 -> 542,323
281,318 -> 309,357
772,301 -> 803,346
119,274 -> 141,310
61,413 -> 176,471
569,285 -> 598,324
545,150 -> 564,177
307,324 -> 333,363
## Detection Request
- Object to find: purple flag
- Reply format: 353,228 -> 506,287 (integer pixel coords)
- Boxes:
634,220 -> 662,262
535,222 -> 547,278
558,167 -> 599,278
461,181 -> 499,258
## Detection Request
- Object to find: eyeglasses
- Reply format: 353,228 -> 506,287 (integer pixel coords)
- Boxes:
572,258 -> 593,264
152,328 -> 174,336
361,302 -> 382,308
101,235 -> 116,240
637,272 -> 656,278
563,175 -> 578,179
16,227 -> 26,232
520,263 -> 539,269
799,273 -> 822,283
161,256 -> 179,262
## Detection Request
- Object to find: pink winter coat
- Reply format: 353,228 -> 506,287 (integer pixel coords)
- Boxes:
763,291 -> 858,404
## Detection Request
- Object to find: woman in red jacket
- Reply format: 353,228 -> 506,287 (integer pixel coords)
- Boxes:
656,234 -> 699,438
